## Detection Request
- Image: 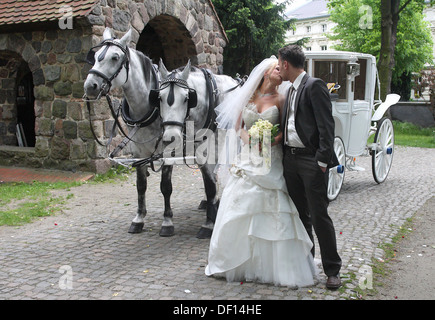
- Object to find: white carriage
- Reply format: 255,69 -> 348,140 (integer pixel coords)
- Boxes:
303,51 -> 400,200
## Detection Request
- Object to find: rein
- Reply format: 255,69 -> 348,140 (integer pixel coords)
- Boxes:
84,39 -> 163,167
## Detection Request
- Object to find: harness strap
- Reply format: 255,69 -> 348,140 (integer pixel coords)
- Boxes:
86,98 -> 106,147
109,125 -> 140,159
200,68 -> 218,132
161,120 -> 185,128
121,99 -> 160,127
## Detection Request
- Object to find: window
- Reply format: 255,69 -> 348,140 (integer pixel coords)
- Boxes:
306,26 -> 311,33
322,24 -> 327,32
321,45 -> 327,51
354,59 -> 367,100
306,47 -> 312,51
314,60 -> 347,100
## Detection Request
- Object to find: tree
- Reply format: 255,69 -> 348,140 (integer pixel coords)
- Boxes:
328,0 -> 433,100
213,0 -> 294,76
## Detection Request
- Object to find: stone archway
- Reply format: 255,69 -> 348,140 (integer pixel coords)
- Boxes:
93,0 -> 227,73
0,49 -> 37,147
136,15 -> 196,70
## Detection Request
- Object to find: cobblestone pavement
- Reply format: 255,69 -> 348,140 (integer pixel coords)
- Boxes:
0,146 -> 434,301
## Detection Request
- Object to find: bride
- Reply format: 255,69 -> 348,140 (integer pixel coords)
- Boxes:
205,57 -> 317,287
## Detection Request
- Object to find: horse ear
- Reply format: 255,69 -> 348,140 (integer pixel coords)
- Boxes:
103,27 -> 113,40
181,60 -> 191,81
159,58 -> 170,79
119,28 -> 132,47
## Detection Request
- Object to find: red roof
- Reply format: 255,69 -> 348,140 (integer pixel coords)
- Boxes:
0,0 -> 99,26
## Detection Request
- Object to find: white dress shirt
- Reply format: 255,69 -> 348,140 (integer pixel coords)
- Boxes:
286,71 -> 327,168
286,71 -> 306,148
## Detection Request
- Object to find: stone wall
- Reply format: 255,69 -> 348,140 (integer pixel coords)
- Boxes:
0,51 -> 22,146
87,0 -> 226,72
0,0 -> 227,173
391,102 -> 435,128
0,27 -> 104,171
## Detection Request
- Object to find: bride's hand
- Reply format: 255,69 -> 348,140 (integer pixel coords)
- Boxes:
271,132 -> 282,146
238,129 -> 250,145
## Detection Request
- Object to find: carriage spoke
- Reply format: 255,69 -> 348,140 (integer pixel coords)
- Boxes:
372,118 -> 394,184
328,137 -> 345,201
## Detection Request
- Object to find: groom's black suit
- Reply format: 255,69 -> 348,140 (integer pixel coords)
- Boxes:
281,73 -> 342,277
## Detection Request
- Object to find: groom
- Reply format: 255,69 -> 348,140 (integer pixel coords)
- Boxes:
278,45 -> 342,289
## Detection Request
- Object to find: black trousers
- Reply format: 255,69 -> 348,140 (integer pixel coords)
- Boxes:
282,149 -> 342,277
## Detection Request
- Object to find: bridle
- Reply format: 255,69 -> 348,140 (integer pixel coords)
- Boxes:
85,38 -> 131,100
84,38 -> 161,151
149,74 -> 198,129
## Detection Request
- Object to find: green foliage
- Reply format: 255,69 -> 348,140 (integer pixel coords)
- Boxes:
0,181 -> 79,226
327,0 -> 433,84
213,0 -> 293,76
0,165 -> 132,226
393,120 -> 435,148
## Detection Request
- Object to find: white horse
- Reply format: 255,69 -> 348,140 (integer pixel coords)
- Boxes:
83,27 -> 225,238
152,59 -> 240,237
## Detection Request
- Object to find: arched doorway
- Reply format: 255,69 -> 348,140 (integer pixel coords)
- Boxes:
16,62 -> 35,147
0,50 -> 35,147
136,15 -> 197,70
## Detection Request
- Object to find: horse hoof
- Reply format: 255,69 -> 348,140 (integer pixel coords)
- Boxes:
159,226 -> 175,237
196,227 -> 212,239
128,222 -> 144,233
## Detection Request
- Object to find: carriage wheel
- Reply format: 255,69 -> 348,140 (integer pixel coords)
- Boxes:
328,136 -> 345,201
372,117 -> 394,184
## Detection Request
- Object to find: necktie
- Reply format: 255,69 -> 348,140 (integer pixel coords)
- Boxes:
284,86 -> 295,145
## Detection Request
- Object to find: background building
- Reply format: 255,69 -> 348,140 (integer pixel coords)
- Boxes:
0,0 -> 227,172
284,0 -> 338,51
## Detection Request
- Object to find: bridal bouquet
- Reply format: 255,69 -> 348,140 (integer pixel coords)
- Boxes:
248,119 -> 279,167
248,119 -> 279,145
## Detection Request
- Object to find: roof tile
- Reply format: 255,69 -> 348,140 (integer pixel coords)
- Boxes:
0,0 -> 99,26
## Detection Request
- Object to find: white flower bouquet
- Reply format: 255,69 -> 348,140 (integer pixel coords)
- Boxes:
248,118 -> 279,145
247,119 -> 279,166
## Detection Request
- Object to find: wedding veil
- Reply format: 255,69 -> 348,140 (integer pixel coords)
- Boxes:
215,56 -> 279,131
214,56 -> 281,185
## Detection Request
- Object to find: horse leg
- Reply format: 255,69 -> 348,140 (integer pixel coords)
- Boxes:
159,165 -> 175,237
196,164 -> 219,239
128,164 -> 148,233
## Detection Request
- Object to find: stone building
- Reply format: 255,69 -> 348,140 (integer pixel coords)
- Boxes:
0,0 -> 227,172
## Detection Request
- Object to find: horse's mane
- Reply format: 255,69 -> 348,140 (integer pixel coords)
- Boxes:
134,50 -> 155,84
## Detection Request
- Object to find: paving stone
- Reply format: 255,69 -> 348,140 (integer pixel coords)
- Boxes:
0,146 -> 434,301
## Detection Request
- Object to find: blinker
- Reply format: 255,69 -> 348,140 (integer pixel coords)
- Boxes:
98,45 -> 110,62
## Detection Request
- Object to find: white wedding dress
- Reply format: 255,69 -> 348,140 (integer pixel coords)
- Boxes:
205,103 -> 317,287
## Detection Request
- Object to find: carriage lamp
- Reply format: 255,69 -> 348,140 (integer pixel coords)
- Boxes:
346,58 -> 360,77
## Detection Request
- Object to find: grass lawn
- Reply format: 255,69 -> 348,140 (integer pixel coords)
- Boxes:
393,120 -> 435,148
0,181 -> 79,226
0,166 -> 131,226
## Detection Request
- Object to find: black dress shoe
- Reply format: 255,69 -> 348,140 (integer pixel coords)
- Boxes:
326,275 -> 341,289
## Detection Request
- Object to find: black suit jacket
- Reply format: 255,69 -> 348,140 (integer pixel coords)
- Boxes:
281,74 -> 339,168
